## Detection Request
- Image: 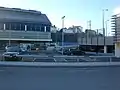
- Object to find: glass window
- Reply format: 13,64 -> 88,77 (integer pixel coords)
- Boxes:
30,24 -> 34,31
28,24 -> 34,31
16,23 -> 20,30
6,23 -> 11,30
46,26 -> 50,32
21,24 -> 25,31
35,25 -> 40,31
14,24 -> 17,30
41,26 -> 44,32
0,23 -> 4,30
11,23 -> 15,30
27,24 -> 30,31
32,25 -> 35,31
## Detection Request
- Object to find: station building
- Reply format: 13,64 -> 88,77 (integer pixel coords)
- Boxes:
0,7 -> 52,49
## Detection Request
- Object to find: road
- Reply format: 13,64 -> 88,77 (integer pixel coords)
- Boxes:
0,66 -> 120,90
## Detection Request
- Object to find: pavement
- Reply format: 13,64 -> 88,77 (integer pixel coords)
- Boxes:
0,66 -> 120,90
1,61 -> 120,67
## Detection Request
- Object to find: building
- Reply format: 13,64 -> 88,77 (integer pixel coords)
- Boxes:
85,29 -> 97,37
64,26 -> 83,33
51,25 -> 59,33
0,7 -> 52,49
111,13 -> 120,56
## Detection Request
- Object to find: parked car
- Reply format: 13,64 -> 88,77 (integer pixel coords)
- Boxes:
71,49 -> 85,55
46,44 -> 56,51
5,45 -> 18,51
3,46 -> 23,61
62,48 -> 72,55
63,48 -> 85,55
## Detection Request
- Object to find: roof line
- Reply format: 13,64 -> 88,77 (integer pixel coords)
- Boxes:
0,6 -> 42,15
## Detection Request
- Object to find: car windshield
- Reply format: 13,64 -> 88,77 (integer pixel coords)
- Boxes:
6,47 -> 20,52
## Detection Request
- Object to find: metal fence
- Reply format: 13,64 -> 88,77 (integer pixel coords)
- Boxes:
1,55 -> 120,63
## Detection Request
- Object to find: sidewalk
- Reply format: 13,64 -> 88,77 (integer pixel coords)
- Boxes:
0,61 -> 120,67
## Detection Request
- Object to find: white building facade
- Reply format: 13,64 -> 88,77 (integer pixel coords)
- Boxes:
112,14 -> 120,56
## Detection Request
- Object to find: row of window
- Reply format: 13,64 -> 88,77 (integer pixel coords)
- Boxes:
0,23 -> 51,32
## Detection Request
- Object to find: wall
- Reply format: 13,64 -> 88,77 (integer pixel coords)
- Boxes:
51,33 -> 78,43
78,36 -> 114,45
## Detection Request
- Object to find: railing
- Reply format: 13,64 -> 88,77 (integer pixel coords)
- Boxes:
1,55 -> 120,63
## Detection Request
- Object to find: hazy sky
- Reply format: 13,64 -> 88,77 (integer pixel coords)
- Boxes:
0,0 -> 120,34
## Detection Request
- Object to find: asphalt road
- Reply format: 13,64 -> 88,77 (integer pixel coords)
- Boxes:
0,66 -> 120,90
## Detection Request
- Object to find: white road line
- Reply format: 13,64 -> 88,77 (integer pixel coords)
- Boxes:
54,58 -> 57,62
33,58 -> 36,62
64,59 -> 67,62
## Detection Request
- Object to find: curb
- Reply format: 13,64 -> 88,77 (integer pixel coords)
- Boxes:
0,61 -> 120,68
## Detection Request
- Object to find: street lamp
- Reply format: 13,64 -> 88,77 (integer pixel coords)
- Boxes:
102,9 -> 108,53
96,29 -> 103,54
61,16 -> 65,55
105,20 -> 109,36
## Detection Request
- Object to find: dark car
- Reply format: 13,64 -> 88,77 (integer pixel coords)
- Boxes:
3,46 -> 23,61
71,49 -> 85,55
63,48 -> 85,56
63,49 -> 72,55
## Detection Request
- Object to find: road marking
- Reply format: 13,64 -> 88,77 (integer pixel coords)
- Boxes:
54,58 -> 57,62
64,59 -> 67,62
33,58 -> 36,62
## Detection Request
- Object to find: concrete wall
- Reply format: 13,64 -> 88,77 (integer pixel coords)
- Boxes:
51,33 -> 78,43
78,36 -> 114,45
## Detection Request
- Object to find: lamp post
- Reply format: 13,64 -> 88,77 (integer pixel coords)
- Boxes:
96,29 -> 103,54
102,9 -> 108,53
105,20 -> 109,36
61,16 -> 65,55
96,29 -> 99,54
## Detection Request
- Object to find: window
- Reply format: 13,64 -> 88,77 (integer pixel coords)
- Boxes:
46,26 -> 50,32
31,24 -> 35,31
16,23 -> 20,30
6,23 -> 11,30
21,24 -> 25,31
41,26 -> 45,32
35,25 -> 40,31
11,23 -> 15,30
14,24 -> 17,30
0,23 -> 4,30
27,24 -> 31,31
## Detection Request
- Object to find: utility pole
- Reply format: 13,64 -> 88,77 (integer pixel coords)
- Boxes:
105,20 -> 109,36
96,29 -> 99,54
61,16 -> 65,55
102,9 -> 108,53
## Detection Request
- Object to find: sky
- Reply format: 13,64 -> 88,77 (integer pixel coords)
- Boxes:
0,0 -> 120,34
